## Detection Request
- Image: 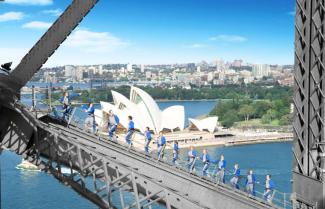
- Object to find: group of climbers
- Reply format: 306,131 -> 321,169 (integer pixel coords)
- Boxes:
59,91 -> 96,133
182,146 -> 275,202
58,92 -> 275,204
106,108 -> 275,203
58,92 -> 143,150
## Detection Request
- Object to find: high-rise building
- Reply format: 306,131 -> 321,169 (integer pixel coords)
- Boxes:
145,71 -> 152,79
127,63 -> 133,72
252,64 -> 270,79
76,66 -> 85,81
98,65 -> 103,75
64,65 -> 75,77
232,59 -> 243,68
44,71 -> 57,83
196,66 -> 201,73
214,58 -> 225,72
140,64 -> 145,73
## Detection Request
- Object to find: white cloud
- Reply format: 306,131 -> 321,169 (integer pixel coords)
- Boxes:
22,21 -> 51,29
64,29 -> 129,52
210,35 -> 247,43
4,0 -> 53,6
288,7 -> 296,16
0,12 -> 24,22
42,9 -> 62,17
0,47 -> 29,68
43,29 -> 130,66
185,44 -> 207,49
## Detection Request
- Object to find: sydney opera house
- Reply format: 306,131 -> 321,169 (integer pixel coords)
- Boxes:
188,117 -> 219,133
95,86 -> 185,133
94,86 -> 219,133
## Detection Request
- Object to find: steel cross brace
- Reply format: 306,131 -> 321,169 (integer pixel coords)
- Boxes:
33,129 -> 204,209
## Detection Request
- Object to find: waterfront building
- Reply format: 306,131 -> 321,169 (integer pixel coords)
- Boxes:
96,86 -> 185,133
44,71 -> 57,83
188,117 -> 219,133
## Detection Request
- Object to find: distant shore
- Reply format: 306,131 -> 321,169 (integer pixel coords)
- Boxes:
109,130 -> 293,151
163,131 -> 293,149
69,99 -> 218,105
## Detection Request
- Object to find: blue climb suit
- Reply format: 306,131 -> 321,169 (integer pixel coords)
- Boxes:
157,135 -> 166,160
59,92 -> 80,121
144,130 -> 152,153
86,105 -> 96,133
246,174 -> 256,196
215,159 -> 226,183
264,179 -> 275,202
230,167 -> 240,189
187,149 -> 197,173
172,142 -> 179,164
201,153 -> 211,176
125,120 -> 135,145
108,114 -> 119,138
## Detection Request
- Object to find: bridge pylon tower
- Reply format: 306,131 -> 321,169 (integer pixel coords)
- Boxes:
293,0 -> 325,208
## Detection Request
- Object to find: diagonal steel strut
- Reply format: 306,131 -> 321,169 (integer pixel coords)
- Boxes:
10,0 -> 99,90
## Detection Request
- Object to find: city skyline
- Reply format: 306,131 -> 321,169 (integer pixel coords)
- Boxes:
0,0 -> 295,67
36,60 -> 293,88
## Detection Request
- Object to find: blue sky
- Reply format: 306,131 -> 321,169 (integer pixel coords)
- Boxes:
0,0 -> 295,67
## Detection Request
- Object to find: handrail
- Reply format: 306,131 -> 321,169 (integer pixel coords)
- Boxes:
115,131 -> 293,209
24,102 -> 293,209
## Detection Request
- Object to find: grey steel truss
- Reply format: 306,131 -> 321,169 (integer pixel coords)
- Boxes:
293,0 -> 325,208
0,0 -> 309,208
1,103 -> 280,209
2,0 -> 99,92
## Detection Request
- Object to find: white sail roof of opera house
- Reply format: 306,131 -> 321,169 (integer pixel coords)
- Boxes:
97,86 -> 185,133
189,117 -> 219,133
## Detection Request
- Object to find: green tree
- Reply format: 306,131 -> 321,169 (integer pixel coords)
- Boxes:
279,114 -> 292,125
261,109 -> 277,124
209,100 -> 229,118
253,101 -> 272,118
225,92 -> 240,100
221,110 -> 240,128
239,105 -> 254,121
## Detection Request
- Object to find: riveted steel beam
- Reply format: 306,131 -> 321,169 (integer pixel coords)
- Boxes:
293,0 -> 325,208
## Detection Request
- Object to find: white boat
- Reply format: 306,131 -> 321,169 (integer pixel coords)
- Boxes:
16,160 -> 40,171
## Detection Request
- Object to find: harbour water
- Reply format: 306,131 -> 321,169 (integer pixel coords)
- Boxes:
1,100 -> 292,209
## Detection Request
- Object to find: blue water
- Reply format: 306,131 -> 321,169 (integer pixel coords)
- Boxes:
1,100 -> 292,209
1,151 -> 97,209
1,142 -> 292,209
167,142 -> 292,194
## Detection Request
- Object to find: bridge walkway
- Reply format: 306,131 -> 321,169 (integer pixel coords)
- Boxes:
40,113 -> 288,209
